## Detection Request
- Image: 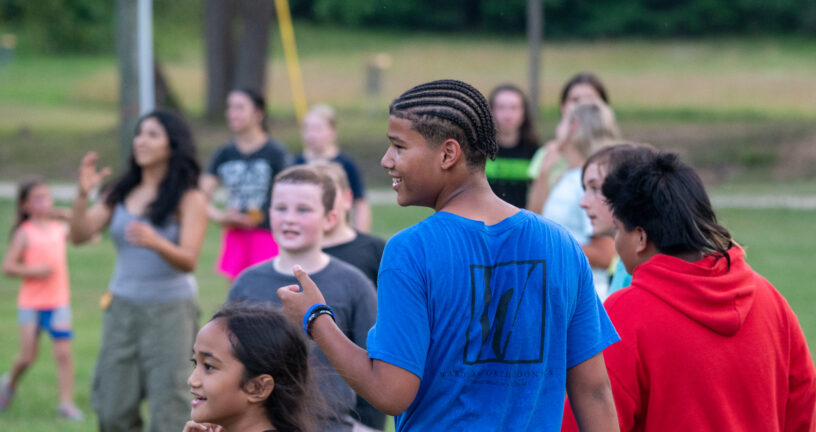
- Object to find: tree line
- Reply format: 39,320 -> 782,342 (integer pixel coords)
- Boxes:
2,0 -> 815,54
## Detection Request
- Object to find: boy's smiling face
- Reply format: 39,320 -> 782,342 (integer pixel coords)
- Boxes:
270,182 -> 336,253
382,116 -> 441,208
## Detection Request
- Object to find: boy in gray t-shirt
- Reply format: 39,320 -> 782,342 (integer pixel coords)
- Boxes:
227,165 -> 377,431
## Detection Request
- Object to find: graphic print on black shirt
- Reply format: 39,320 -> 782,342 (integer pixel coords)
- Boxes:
218,158 -> 272,211
465,260 -> 546,364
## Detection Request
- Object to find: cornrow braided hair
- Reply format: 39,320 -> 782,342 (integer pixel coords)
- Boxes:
390,79 -> 498,166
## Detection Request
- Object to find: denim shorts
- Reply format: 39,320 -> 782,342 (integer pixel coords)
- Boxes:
18,306 -> 73,339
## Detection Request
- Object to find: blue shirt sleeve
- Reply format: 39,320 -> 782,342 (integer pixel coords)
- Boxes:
565,249 -> 620,368
366,239 -> 429,379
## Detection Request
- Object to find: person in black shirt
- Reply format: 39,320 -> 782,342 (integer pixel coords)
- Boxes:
313,161 -> 386,431
199,88 -> 290,282
486,84 -> 540,208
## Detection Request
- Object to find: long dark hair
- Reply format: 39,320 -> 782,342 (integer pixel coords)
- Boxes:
488,83 -> 539,151
602,151 -> 735,266
232,87 -> 268,132
560,72 -> 609,107
105,110 -> 200,226
213,303 -> 321,432
11,177 -> 45,237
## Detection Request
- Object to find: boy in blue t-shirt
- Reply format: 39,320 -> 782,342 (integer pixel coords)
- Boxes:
278,80 -> 620,431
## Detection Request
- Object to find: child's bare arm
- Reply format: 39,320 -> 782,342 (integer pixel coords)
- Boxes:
278,267 -> 421,416
566,352 -> 620,432
2,229 -> 51,279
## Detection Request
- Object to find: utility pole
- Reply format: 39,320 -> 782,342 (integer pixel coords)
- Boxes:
527,0 -> 542,114
138,0 -> 155,115
116,0 -> 139,169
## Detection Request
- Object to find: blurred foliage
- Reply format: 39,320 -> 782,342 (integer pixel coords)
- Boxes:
0,0 -> 198,54
0,0 -> 113,53
1,0 -> 815,53
295,0 -> 816,37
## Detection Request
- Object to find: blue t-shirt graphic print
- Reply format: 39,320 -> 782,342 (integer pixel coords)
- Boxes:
466,260 -> 546,365
367,210 -> 618,432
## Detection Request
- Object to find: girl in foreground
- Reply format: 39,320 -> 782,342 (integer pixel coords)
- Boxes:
184,303 -> 319,432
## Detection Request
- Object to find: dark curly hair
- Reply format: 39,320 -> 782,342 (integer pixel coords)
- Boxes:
105,110 -> 200,226
602,151 -> 735,265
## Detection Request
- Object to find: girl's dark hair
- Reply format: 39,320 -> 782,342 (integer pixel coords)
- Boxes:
581,141 -> 656,186
488,83 -> 539,151
560,72 -> 609,107
232,87 -> 268,132
213,303 -> 319,432
105,110 -> 201,226
602,151 -> 735,265
12,177 -> 46,237
390,79 -> 498,166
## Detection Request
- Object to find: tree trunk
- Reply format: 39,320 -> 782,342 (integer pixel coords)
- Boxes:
234,0 -> 274,92
154,62 -> 182,111
204,0 -> 236,119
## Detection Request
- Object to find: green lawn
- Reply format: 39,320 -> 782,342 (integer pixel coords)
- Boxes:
0,198 -> 813,430
0,199 -> 429,431
1,27 -> 816,184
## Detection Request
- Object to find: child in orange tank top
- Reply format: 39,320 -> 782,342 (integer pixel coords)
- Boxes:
0,179 -> 83,420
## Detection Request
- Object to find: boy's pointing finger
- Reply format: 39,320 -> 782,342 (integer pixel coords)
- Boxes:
293,265 -> 318,293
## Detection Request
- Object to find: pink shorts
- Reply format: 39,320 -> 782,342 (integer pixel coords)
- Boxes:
217,228 -> 279,279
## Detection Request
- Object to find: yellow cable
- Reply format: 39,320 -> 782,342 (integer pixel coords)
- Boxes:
274,0 -> 307,124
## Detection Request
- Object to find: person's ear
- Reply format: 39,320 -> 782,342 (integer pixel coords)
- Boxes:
635,226 -> 649,254
243,374 -> 275,403
343,190 -> 353,212
439,138 -> 463,170
323,208 -> 339,232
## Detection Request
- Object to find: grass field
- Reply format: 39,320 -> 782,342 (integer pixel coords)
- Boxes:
1,24 -> 815,184
1,20 -> 815,431
0,197 -> 813,430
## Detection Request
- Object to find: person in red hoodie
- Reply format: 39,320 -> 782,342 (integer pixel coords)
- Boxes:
571,151 -> 816,431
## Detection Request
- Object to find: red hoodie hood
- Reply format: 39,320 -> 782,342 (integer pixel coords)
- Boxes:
630,247 -> 756,336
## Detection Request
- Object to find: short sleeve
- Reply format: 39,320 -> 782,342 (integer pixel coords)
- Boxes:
350,276 -> 378,349
207,146 -> 227,176
366,239 -> 429,379
226,276 -> 248,302
266,139 -> 291,174
340,156 -> 366,199
566,252 -> 619,368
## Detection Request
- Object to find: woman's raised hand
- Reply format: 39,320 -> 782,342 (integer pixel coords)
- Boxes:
77,152 -> 112,196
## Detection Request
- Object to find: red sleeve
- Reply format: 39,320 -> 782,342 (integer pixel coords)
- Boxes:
601,299 -> 645,432
561,397 -> 578,432
784,304 -> 816,432
563,297 -> 645,432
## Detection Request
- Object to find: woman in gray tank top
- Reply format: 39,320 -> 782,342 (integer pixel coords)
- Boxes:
69,110 -> 208,432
